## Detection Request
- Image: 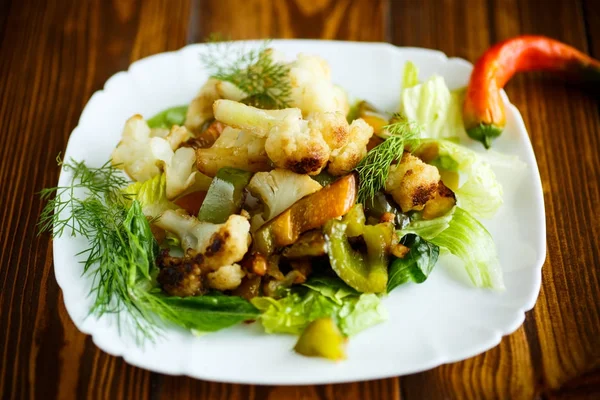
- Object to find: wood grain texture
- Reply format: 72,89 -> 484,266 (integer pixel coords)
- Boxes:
0,0 -> 599,399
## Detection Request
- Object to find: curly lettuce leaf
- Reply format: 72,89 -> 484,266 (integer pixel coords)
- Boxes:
123,174 -> 177,219
428,140 -> 505,219
399,207 -> 504,290
400,64 -> 466,139
252,279 -> 387,336
402,61 -> 419,89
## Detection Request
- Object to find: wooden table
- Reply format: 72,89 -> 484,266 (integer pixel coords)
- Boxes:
1,0 -> 599,398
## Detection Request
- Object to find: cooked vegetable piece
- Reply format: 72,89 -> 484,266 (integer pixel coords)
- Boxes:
254,174 -> 357,255
213,99 -> 350,175
422,181 -> 456,220
385,152 -> 441,212
151,131 -> 213,199
147,105 -> 188,129
174,190 -> 207,216
328,118 -> 374,176
111,115 -> 192,182
341,204 -> 366,237
247,169 -> 322,222
282,230 -> 327,259
387,234 -> 439,293
324,218 -> 392,294
310,170 -> 337,186
155,210 -> 251,271
294,318 -> 346,360
198,167 -> 253,224
185,79 -> 247,133
355,101 -> 389,135
464,35 -> 600,148
196,127 -> 271,177
289,54 -> 350,116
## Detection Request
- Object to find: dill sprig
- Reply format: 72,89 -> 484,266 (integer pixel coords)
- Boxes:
200,40 -> 292,109
38,156 -> 130,238
38,160 -> 166,341
355,114 -> 422,203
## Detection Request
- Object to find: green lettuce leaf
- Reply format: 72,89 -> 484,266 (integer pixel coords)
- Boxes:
252,279 -> 387,336
399,62 -> 466,139
398,207 -> 504,290
399,207 -> 455,240
429,207 -> 504,290
337,293 -> 388,336
152,292 -> 260,332
402,61 -> 419,89
387,234 -> 440,293
123,174 -> 177,219
251,290 -> 338,335
428,140 -> 504,219
147,105 -> 188,129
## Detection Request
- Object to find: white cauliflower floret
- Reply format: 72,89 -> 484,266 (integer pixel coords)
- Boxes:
206,264 -> 246,290
155,210 -> 251,271
150,128 -> 212,200
288,54 -> 349,116
213,99 -> 349,175
195,126 -> 271,177
247,169 -> 322,223
185,78 -> 247,133
111,115 -> 192,182
328,118 -> 374,176
385,152 -> 441,212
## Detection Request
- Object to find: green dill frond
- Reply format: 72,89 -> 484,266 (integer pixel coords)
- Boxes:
200,40 -> 292,109
355,115 -> 422,203
38,159 -> 129,238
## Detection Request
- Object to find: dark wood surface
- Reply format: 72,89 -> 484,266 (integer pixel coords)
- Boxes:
0,0 -> 599,398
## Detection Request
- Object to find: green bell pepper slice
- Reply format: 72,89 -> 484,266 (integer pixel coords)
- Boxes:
198,167 -> 253,224
323,218 -> 392,294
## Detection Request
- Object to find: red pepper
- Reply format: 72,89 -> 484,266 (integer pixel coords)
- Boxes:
463,35 -> 600,148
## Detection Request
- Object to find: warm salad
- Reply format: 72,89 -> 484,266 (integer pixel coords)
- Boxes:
41,41 -> 532,360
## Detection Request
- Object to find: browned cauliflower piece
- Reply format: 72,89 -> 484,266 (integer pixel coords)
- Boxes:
185,79 -> 247,133
206,264 -> 246,291
155,210 -> 251,271
385,152 -> 441,212
156,250 -> 205,297
212,99 -> 349,175
195,126 -> 271,177
328,118 -> 374,176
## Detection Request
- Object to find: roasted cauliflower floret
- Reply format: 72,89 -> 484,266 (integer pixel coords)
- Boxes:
149,126 -> 212,199
111,115 -> 192,182
185,79 -> 247,133
155,210 -> 251,271
196,126 -> 271,177
385,152 -> 441,212
213,99 -> 349,175
247,169 -> 322,222
328,119 -> 374,176
206,263 -> 246,291
289,54 -> 349,116
156,250 -> 204,297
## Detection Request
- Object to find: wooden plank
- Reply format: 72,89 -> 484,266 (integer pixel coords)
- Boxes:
191,0 -> 387,42
490,0 -> 600,393
0,0 -> 190,399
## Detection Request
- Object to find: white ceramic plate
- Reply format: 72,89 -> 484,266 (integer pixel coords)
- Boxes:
54,40 -> 546,384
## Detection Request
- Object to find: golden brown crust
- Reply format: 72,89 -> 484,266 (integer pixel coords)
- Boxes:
157,250 -> 205,297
